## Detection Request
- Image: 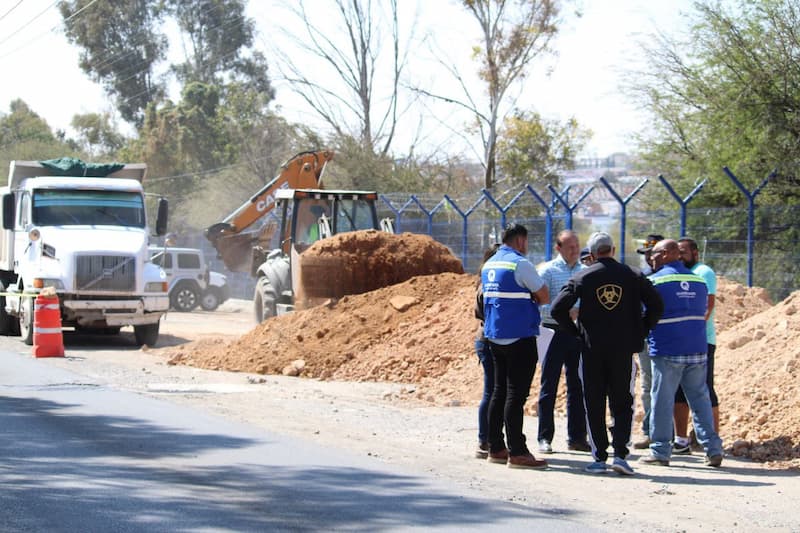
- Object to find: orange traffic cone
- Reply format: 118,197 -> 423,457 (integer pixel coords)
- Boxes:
33,293 -> 64,358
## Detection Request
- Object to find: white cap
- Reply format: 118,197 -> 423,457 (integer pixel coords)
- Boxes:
587,231 -> 614,255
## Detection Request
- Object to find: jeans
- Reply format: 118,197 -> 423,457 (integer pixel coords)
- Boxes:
474,338 -> 494,444
649,356 -> 723,459
676,344 -> 718,406
537,327 -> 586,444
488,337 -> 538,456
638,345 -> 652,434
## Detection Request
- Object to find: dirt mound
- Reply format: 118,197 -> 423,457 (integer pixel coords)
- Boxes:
167,273 -> 477,383
299,230 -> 464,300
714,276 -> 773,331
162,269 -> 798,466
715,290 -> 800,465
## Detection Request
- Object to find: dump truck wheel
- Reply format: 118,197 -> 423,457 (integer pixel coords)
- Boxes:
134,322 -> 160,347
18,296 -> 34,345
0,281 -> 13,335
254,277 -> 276,323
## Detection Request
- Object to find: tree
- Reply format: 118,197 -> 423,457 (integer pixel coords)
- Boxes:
0,100 -> 79,171
496,110 -> 590,189
418,0 -> 562,190
270,0 -> 410,157
60,0 -> 169,126
627,0 -> 800,206
168,0 -> 271,96
71,112 -> 126,157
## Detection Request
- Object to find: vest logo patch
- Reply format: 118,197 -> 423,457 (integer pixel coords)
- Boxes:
596,284 -> 623,310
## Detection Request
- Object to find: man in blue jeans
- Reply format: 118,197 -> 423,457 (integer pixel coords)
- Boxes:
536,230 -> 589,454
481,223 -> 550,469
640,239 -> 724,468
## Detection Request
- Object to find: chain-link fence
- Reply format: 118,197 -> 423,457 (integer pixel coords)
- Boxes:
184,186 -> 798,305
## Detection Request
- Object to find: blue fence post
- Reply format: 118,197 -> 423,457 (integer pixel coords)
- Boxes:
657,176 -> 706,236
548,183 -> 595,230
380,195 -> 415,233
525,185 -> 554,260
443,194 -> 482,269
723,167 -> 773,287
599,177 -> 649,263
409,195 -> 437,235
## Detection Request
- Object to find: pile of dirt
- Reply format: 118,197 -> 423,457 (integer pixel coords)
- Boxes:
299,230 -> 464,300
715,290 -> 800,465
163,268 -> 799,467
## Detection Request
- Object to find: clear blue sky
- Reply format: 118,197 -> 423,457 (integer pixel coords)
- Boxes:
0,0 -> 693,158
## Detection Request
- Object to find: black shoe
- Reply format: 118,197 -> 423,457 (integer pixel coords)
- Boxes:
567,440 -> 592,452
672,442 -> 692,455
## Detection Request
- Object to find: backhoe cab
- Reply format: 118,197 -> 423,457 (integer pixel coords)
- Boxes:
252,188 -> 381,322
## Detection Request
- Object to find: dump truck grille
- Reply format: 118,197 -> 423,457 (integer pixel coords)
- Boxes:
75,255 -> 136,292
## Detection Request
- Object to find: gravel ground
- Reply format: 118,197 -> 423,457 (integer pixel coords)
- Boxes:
7,300 -> 799,533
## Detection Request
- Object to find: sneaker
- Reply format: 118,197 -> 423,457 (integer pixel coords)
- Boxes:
508,453 -> 548,469
475,442 -> 489,459
611,457 -> 635,475
704,454 -> 723,467
584,460 -> 608,474
672,442 -> 692,455
567,440 -> 592,452
632,437 -> 651,449
639,453 -> 670,466
538,439 -> 553,454
487,448 -> 509,464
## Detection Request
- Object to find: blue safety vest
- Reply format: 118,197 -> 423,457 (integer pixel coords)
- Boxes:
481,245 -> 541,339
648,262 -> 708,356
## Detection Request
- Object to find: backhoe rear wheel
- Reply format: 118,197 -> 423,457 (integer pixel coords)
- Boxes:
254,277 -> 277,323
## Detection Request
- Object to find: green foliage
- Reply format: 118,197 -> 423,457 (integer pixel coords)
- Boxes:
460,0 -> 562,189
60,0 -> 169,126
70,112 -> 127,157
629,0 -> 800,207
0,100 -> 81,173
496,110 -> 591,190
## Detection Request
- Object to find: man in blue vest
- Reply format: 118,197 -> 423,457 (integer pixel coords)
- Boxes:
640,239 -> 724,467
481,223 -> 550,469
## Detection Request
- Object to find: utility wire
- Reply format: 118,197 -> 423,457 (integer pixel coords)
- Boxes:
0,0 -> 59,48
0,0 -> 102,60
0,1 -> 24,24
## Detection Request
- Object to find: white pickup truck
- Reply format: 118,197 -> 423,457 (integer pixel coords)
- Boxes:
0,158 -> 170,346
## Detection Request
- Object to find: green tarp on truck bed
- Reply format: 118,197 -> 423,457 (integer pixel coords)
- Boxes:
39,157 -> 125,177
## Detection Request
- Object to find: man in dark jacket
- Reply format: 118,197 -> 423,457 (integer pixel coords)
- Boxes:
551,232 -> 663,475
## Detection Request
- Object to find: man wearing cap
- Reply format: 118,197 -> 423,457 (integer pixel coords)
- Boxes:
640,239 -> 724,468
535,229 -> 590,455
550,232 -> 663,475
633,233 -> 664,449
481,223 -> 550,469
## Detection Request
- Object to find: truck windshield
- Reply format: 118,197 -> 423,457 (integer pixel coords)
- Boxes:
32,190 -> 145,228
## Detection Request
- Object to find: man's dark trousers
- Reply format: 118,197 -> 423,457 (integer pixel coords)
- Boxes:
487,337 -> 538,456
537,326 -> 586,444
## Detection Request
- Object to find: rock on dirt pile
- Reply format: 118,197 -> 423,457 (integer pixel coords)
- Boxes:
298,230 -> 464,300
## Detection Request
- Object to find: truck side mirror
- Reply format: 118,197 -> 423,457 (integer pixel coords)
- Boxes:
2,194 -> 15,230
155,197 -> 169,236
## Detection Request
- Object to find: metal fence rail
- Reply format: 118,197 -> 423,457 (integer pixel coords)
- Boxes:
194,175 -> 798,305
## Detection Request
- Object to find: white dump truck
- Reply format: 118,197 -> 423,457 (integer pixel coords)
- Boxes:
0,158 -> 170,346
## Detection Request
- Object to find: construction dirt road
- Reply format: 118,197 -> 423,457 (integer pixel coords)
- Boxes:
10,225 -> 794,530
23,262 -> 798,531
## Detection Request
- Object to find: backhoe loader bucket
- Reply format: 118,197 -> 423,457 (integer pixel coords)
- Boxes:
207,221 -> 279,273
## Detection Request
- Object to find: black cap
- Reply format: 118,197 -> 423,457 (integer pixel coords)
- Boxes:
580,247 -> 591,260
636,233 -> 664,254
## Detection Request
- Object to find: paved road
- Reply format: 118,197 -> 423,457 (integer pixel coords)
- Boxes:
0,349 -> 589,532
